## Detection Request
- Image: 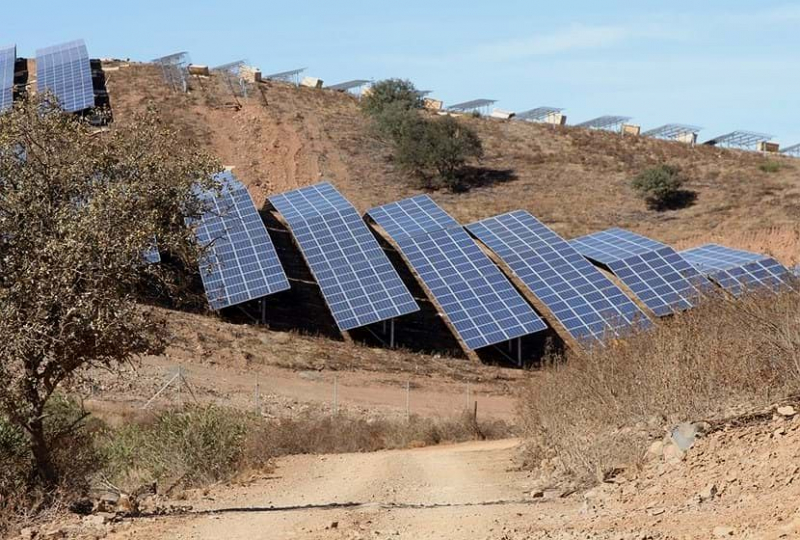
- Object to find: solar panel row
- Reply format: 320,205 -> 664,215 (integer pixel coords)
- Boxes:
36,39 -> 95,113
367,196 -> 547,350
192,171 -> 290,310
570,228 -> 711,317
467,211 -> 651,346
0,45 -> 15,112
680,244 -> 793,297
268,183 -> 419,332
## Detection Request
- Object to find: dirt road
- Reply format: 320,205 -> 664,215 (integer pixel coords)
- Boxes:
106,414 -> 800,540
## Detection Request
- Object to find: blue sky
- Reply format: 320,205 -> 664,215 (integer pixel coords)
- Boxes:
6,0 -> 799,145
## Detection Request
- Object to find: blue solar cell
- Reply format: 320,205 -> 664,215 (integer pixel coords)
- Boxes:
192,171 -> 290,310
680,244 -> 793,297
570,228 -> 711,317
36,40 -> 94,113
143,240 -> 161,264
466,211 -> 651,346
367,197 -> 547,350
0,45 -> 15,112
268,183 -> 419,331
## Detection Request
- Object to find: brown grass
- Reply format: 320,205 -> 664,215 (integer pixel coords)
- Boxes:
518,290 -> 800,484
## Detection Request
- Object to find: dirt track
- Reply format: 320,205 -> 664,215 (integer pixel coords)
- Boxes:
105,411 -> 800,540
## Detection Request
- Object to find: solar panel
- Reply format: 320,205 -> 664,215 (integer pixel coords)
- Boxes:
143,240 -> 161,265
36,40 -> 95,112
570,228 -> 711,317
152,51 -> 190,92
515,107 -> 563,123
781,143 -> 800,157
367,196 -> 547,350
268,183 -> 419,331
326,79 -> 370,91
704,131 -> 773,149
0,45 -> 15,112
679,244 -> 793,297
642,124 -> 702,140
212,60 -> 246,74
575,115 -> 631,131
192,171 -> 290,310
264,67 -> 306,82
466,211 -> 650,346
447,99 -> 496,112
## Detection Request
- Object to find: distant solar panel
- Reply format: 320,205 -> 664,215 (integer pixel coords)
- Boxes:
268,183 -> 418,331
143,241 -> 161,264
152,51 -> 190,92
447,99 -> 496,112
264,67 -> 306,82
575,115 -> 631,131
36,40 -> 94,112
367,196 -> 547,350
704,131 -> 772,149
192,171 -> 290,310
516,107 -> 563,123
326,79 -> 370,91
570,228 -> 711,317
642,124 -> 702,140
467,211 -> 650,346
680,244 -> 793,297
781,143 -> 800,157
0,45 -> 15,112
212,60 -> 246,74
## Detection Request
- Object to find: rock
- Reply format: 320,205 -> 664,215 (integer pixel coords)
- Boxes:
41,529 -> 64,539
662,441 -> 686,463
713,526 -> 735,537
529,489 -> 544,498
777,405 -> 796,417
115,494 -> 135,513
774,426 -> 786,437
649,507 -> 666,516
18,527 -> 35,539
329,521 -> 339,529
671,422 -> 701,451
698,483 -> 717,502
83,514 -> 108,527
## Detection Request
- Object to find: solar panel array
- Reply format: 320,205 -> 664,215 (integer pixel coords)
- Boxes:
570,228 -> 711,317
575,115 -> 631,131
0,45 -> 15,112
36,40 -> 95,112
367,196 -> 547,350
192,171 -> 290,310
447,99 -> 496,112
642,124 -> 702,140
704,130 -> 772,149
152,51 -> 190,92
781,143 -> 800,157
680,244 -> 793,297
467,211 -> 650,346
268,183 -> 419,332
516,107 -> 563,123
326,79 -> 370,91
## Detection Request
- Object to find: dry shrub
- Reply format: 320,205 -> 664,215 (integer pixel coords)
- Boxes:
519,290 -> 800,483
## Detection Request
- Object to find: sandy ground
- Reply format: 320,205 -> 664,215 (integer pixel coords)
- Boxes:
104,410 -> 800,539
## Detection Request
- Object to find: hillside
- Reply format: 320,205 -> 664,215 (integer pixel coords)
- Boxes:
107,63 -> 800,265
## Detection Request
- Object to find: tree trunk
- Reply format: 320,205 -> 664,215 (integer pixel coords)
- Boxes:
29,418 -> 58,488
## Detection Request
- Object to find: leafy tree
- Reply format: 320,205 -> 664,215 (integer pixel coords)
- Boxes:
394,116 -> 483,190
631,164 -> 693,210
361,78 -> 423,117
0,97 -> 220,488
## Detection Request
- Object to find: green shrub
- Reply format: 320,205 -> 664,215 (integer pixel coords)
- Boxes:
631,165 -> 692,210
101,405 -> 255,490
759,161 -> 782,173
361,78 -> 422,117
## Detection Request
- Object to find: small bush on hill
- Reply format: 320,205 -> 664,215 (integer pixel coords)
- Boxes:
759,160 -> 782,173
519,290 -> 800,484
362,79 -> 484,191
361,78 -> 423,117
631,164 -> 695,210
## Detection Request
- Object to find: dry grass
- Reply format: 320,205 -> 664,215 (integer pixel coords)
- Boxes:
518,290 -> 800,484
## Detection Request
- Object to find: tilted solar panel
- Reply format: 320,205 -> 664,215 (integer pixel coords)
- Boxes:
680,244 -> 793,297
36,39 -> 94,112
570,228 -> 711,317
268,183 -> 419,331
367,196 -> 547,350
466,211 -> 650,346
0,45 -> 15,112
192,171 -> 290,310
